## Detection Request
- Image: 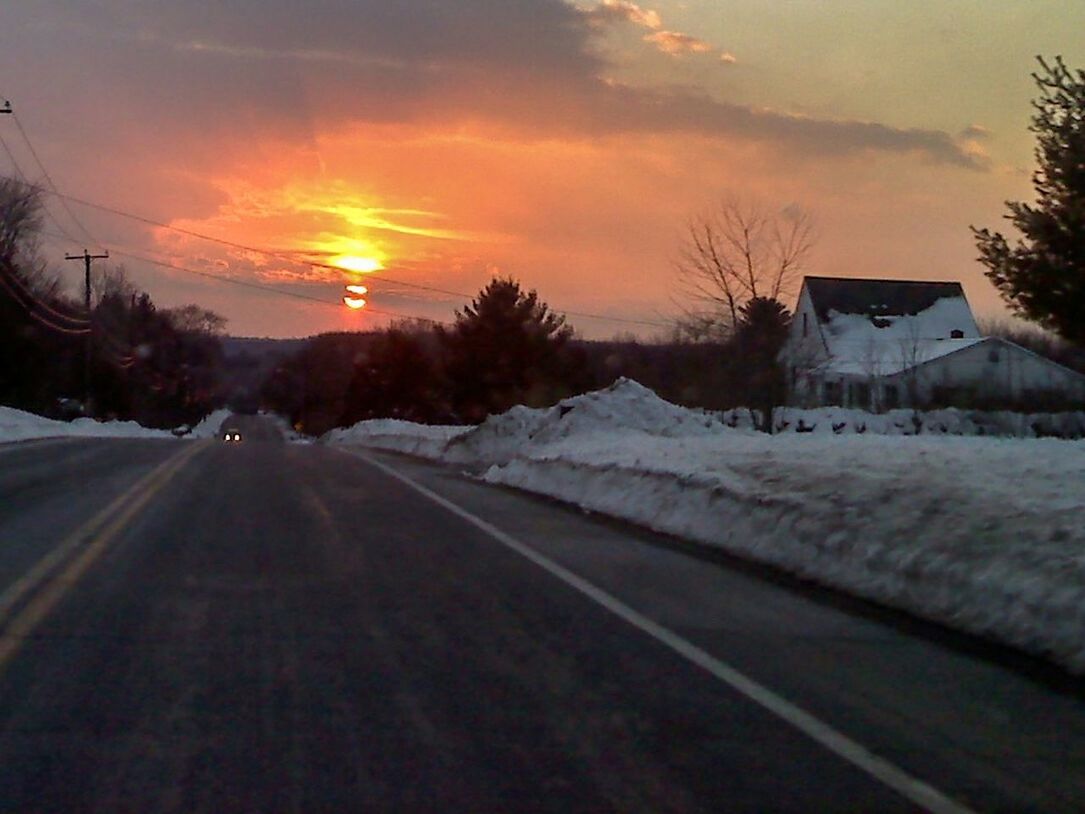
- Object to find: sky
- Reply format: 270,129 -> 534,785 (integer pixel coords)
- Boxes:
1,1 -> 1082,339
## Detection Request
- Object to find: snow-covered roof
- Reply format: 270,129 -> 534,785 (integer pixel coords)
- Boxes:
802,276 -> 980,376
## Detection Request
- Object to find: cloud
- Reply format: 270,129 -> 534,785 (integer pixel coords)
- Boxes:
643,30 -> 714,56
0,0 -> 983,175
583,0 -> 662,30
959,124 -> 991,140
581,1 -> 727,60
720,52 -> 737,65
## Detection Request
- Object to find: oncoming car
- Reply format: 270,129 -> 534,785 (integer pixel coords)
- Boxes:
222,430 -> 243,443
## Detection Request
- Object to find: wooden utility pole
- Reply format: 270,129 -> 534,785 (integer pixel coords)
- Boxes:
66,250 -> 109,413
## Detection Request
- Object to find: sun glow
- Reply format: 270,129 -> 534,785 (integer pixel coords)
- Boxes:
333,255 -> 384,274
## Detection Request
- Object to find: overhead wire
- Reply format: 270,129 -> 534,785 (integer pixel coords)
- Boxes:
0,269 -> 89,335
0,95 -> 666,331
0,259 -> 88,327
103,245 -> 454,326
45,188 -> 672,329
0,128 -> 87,248
9,112 -> 104,250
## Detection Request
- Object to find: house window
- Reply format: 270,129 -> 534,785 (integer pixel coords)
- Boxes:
850,381 -> 871,409
824,381 -> 842,405
884,384 -> 899,409
802,313 -> 808,337
988,347 -> 1000,363
951,329 -> 964,339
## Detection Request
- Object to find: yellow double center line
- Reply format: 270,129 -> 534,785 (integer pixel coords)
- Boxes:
0,439 -> 208,672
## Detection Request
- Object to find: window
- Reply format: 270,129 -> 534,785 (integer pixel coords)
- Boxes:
950,329 -> 964,339
802,313 -> 808,337
850,381 -> 871,409
824,380 -> 842,405
988,347 -> 1000,363
884,384 -> 899,409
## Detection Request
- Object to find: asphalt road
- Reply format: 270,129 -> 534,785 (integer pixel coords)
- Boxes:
0,419 -> 1082,812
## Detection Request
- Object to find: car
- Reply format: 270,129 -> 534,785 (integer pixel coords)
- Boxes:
222,430 -> 243,443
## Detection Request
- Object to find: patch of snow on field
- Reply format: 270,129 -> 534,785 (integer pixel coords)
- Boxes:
328,379 -> 1085,673
0,405 -> 174,442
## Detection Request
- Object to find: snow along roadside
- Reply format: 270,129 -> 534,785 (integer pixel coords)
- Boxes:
323,380 -> 1085,674
336,428 -> 1085,675
481,446 -> 1084,672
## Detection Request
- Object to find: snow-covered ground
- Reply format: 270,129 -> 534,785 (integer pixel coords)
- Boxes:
325,379 -> 1085,673
0,405 -> 176,443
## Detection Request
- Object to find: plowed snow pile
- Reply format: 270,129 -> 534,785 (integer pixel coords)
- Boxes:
326,378 -> 1085,673
0,405 -> 174,442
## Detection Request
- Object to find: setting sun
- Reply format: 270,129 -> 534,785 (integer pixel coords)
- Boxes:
333,255 -> 383,274
343,283 -> 368,310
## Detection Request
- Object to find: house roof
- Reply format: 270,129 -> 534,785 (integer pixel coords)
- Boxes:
803,276 -> 969,323
798,275 -> 982,376
824,337 -> 987,376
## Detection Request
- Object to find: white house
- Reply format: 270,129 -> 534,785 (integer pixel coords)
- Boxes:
781,276 -> 1085,410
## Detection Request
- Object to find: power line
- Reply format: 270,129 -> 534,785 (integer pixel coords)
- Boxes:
0,267 -> 89,336
0,93 -> 668,330
0,130 -> 28,181
9,111 -> 103,250
46,188 -> 672,329
0,259 -> 88,327
0,130 -> 86,248
103,245 -> 453,326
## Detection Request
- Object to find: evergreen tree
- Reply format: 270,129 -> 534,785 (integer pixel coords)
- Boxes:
972,56 -> 1085,344
439,277 -> 583,421
733,296 -> 790,433
340,328 -> 443,425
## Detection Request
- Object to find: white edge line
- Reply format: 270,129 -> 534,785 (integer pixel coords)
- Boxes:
349,448 -> 978,814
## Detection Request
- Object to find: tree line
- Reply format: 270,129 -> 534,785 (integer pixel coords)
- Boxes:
258,276 -> 794,436
0,179 -> 226,427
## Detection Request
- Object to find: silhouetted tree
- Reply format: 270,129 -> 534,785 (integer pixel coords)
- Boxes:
973,56 -> 1085,345
0,178 -> 83,412
166,303 -> 228,335
439,277 -> 585,421
340,327 -> 444,425
733,296 -> 790,432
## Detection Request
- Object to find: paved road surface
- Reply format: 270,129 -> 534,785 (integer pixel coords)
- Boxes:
0,419 -> 1082,812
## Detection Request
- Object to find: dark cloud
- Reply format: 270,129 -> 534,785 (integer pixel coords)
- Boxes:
0,0 -> 983,171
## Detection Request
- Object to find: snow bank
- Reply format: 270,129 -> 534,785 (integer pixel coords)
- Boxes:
444,379 -> 727,465
328,379 -> 1085,673
0,405 -> 174,443
188,408 -> 232,439
323,418 -> 471,458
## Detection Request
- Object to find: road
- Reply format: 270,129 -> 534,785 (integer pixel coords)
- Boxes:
0,418 -> 1083,812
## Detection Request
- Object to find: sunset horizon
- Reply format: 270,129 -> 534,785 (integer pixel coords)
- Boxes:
2,1 -> 1082,338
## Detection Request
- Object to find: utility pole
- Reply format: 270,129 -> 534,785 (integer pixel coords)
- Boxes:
66,250 -> 109,414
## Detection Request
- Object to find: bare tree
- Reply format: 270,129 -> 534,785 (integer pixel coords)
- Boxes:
675,197 -> 815,339
165,303 -> 228,335
0,176 -> 63,297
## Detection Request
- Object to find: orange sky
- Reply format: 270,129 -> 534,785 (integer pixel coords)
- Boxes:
1,1 -> 1083,338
